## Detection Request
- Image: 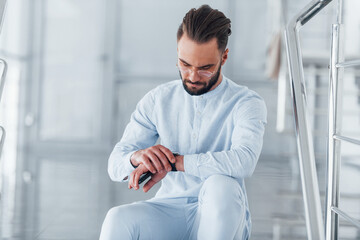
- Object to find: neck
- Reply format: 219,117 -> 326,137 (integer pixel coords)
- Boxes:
210,73 -> 223,91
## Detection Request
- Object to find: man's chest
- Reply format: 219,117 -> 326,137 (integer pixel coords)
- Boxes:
155,101 -> 236,153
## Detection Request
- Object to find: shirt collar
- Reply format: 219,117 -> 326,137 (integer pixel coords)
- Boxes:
189,75 -> 228,100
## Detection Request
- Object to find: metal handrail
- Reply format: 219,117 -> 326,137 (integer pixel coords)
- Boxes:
331,207 -> 360,229
276,0 -> 289,133
0,0 -> 7,104
0,59 -> 7,158
0,0 -> 6,34
335,59 -> 360,68
0,126 -> 5,156
333,134 -> 360,146
0,58 -> 8,103
284,0 -> 333,239
0,0 -> 8,158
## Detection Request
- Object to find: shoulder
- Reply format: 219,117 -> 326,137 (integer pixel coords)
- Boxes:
136,80 -> 183,111
135,80 -> 182,119
224,78 -> 267,122
147,79 -> 183,100
225,78 -> 260,99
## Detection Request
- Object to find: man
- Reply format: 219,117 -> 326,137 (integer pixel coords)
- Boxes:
100,4 -> 266,240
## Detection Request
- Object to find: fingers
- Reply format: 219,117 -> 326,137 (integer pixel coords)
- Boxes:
129,145 -> 177,191
129,165 -> 168,192
133,145 -> 176,174
128,171 -> 136,189
128,166 -> 147,190
158,145 -> 176,164
147,145 -> 176,173
147,151 -> 164,172
145,145 -> 174,172
142,156 -> 157,174
143,179 -> 156,193
153,149 -> 172,172
133,149 -> 156,173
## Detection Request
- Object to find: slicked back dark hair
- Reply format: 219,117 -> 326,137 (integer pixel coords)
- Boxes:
177,5 -> 231,52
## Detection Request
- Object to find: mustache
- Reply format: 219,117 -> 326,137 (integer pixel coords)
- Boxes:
184,80 -> 205,86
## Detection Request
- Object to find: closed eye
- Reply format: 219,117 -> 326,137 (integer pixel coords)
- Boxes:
200,66 -> 211,70
178,58 -> 215,69
179,58 -> 191,67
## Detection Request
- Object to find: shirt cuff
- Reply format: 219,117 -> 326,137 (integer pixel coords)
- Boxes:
124,150 -> 137,173
184,154 -> 200,176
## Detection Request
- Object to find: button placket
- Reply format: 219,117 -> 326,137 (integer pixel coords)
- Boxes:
192,98 -> 205,151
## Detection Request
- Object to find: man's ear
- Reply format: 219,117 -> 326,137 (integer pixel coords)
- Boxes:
221,48 -> 229,65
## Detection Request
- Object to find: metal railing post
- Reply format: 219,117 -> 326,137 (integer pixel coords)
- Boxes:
325,1 -> 360,237
0,0 -> 7,158
325,23 -> 344,240
0,126 -> 5,155
284,1 -> 333,239
0,59 -> 6,157
0,58 -> 8,102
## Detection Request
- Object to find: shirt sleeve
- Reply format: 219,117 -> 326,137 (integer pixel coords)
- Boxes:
184,96 -> 267,180
108,91 -> 159,182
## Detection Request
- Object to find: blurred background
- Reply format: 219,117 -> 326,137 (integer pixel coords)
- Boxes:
0,0 -> 359,239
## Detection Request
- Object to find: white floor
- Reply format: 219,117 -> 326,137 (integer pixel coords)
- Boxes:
1,155 -> 359,240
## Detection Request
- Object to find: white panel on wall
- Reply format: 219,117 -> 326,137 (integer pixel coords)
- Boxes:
0,0 -> 28,56
39,0 -> 106,142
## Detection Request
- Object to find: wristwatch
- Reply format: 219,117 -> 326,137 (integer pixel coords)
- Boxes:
171,152 -> 179,171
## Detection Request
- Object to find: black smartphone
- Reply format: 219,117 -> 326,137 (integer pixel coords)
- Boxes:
138,171 -> 153,185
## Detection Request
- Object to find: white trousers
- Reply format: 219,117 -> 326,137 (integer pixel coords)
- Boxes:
99,175 -> 251,240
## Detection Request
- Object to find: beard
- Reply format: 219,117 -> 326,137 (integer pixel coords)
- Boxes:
180,65 -> 221,96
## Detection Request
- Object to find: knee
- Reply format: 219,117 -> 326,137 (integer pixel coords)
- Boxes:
100,206 -> 134,239
200,175 -> 244,204
105,206 -> 128,223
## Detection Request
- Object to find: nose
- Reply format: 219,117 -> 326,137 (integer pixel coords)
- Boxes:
188,69 -> 201,82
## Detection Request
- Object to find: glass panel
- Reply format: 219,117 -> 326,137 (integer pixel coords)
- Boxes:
39,0 -> 105,141
0,60 -> 20,237
344,0 -> 360,56
231,0 -> 268,78
341,70 -> 360,141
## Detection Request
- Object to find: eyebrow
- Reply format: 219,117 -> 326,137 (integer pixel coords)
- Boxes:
179,58 -> 215,69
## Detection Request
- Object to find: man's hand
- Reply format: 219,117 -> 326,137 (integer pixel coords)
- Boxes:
128,164 -> 167,192
130,145 -> 176,173
143,170 -> 167,192
128,164 -> 149,190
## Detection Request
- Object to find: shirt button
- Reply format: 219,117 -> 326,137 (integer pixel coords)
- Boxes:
192,133 -> 197,139
196,111 -> 201,116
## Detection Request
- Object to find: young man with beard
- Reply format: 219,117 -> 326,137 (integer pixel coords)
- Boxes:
100,4 -> 267,240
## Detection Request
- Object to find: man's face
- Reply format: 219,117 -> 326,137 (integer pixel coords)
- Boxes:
177,33 -> 228,96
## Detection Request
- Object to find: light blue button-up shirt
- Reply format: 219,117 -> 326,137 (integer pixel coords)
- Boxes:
108,76 -> 267,202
